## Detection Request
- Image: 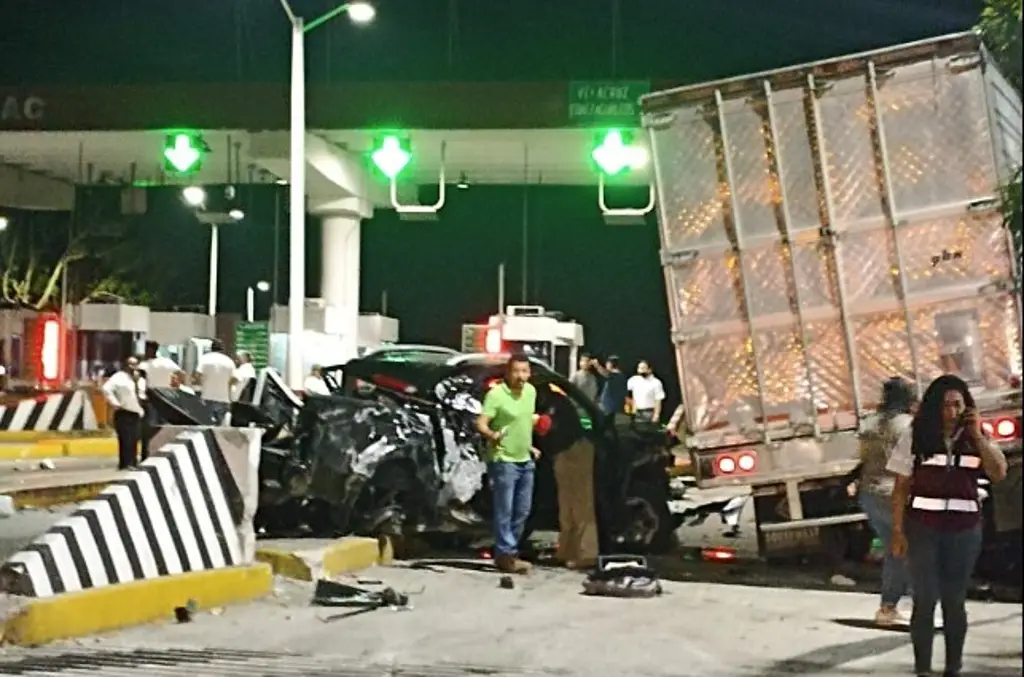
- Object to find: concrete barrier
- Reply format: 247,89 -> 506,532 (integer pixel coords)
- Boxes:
0,391 -> 99,437
0,426 -> 270,645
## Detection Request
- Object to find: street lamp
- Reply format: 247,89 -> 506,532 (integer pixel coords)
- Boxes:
277,0 -> 375,389
182,186 -> 206,207
247,281 -> 271,323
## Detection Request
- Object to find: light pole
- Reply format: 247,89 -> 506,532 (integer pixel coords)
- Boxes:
185,187 -> 245,317
276,0 -> 375,389
247,280 -> 271,323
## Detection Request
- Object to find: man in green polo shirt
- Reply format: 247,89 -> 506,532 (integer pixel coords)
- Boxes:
476,353 -> 539,574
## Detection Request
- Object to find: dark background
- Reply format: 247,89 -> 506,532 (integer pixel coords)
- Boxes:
0,0 -> 984,411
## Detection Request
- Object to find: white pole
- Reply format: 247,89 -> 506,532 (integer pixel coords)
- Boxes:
208,223 -> 219,317
286,17 -> 306,389
246,286 -> 255,323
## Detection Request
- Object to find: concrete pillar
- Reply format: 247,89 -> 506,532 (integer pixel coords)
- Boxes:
321,211 -> 361,362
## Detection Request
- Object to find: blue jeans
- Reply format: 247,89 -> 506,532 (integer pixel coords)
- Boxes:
905,519 -> 983,675
860,491 -> 910,607
489,460 -> 535,557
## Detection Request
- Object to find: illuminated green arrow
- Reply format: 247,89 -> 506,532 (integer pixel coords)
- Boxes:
164,134 -> 203,174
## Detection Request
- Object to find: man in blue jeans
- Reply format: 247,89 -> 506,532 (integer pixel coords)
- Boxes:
477,353 -> 539,575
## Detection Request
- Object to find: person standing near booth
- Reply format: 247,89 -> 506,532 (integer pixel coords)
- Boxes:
102,356 -> 144,470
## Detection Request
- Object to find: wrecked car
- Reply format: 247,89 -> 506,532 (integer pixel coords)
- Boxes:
147,350 -> 679,554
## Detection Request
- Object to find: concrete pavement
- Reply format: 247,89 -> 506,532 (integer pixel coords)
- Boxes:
2,564 -> 1019,676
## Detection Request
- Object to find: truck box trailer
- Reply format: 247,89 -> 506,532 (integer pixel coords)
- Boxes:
642,31 -> 1022,558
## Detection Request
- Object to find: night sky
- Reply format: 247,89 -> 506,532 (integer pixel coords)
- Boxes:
0,0 -> 984,412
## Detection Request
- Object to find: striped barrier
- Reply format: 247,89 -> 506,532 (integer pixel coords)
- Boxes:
0,391 -> 99,433
0,427 -> 261,598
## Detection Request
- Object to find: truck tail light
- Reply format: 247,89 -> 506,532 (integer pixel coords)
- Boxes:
714,450 -> 758,476
982,416 -> 1021,441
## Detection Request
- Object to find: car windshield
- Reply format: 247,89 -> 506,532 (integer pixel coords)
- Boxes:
365,348 -> 458,364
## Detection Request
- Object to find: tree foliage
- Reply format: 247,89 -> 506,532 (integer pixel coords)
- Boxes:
979,0 -> 1023,256
0,207 -> 151,310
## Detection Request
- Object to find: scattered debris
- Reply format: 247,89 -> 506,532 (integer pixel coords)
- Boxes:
0,495 -> 14,519
829,574 -> 857,587
312,578 -> 412,623
173,599 -> 198,623
498,575 -> 515,590
582,555 -> 664,598
37,460 -> 56,471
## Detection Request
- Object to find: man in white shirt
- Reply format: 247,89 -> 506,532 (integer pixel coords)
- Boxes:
627,360 -> 666,424
303,365 -> 331,396
232,351 -> 256,401
140,344 -> 182,389
102,356 -> 144,470
195,339 -> 236,404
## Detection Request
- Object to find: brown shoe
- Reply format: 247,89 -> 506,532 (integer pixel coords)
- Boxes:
494,555 -> 518,574
511,558 -> 533,575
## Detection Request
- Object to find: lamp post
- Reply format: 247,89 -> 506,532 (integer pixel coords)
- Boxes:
185,187 -> 245,317
276,0 -> 375,389
246,281 -> 272,323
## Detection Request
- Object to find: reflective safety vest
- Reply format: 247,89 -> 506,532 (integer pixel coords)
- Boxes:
908,434 -> 983,531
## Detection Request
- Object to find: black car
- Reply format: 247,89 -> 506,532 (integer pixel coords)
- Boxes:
313,351 -> 677,553
147,350 -> 678,554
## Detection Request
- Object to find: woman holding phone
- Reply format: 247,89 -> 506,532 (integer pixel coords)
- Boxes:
887,374 -> 1008,677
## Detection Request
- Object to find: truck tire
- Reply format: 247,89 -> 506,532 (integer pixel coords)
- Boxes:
624,478 -> 676,554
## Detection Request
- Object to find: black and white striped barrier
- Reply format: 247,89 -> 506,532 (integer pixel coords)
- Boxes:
0,427 -> 261,598
0,391 -> 99,433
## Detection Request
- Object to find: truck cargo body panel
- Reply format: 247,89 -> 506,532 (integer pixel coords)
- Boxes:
643,32 -> 1022,483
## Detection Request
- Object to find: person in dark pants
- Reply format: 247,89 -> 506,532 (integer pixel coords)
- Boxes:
101,356 -> 145,470
889,374 -> 1008,677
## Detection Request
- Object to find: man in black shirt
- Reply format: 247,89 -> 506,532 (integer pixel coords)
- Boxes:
598,355 -> 628,415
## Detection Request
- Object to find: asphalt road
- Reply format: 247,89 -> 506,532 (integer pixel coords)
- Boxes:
2,565 -> 1020,677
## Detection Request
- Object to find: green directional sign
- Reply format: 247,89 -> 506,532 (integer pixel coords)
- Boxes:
163,132 -> 205,175
234,321 -> 269,369
568,80 -> 650,127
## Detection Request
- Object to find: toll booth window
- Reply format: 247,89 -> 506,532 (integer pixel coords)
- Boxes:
935,310 -> 983,386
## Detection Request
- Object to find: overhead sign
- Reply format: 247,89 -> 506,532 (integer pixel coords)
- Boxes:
1,95 -> 45,123
568,81 -> 649,126
234,321 -> 269,369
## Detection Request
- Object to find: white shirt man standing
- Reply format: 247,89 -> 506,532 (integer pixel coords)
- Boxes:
140,344 -> 182,389
195,339 -> 236,404
627,360 -> 666,424
232,351 -> 256,401
102,356 -> 144,470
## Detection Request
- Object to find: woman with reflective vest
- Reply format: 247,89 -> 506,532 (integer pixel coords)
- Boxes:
888,374 -> 1008,677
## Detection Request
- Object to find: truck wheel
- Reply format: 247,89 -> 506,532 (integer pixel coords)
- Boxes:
624,479 -> 676,554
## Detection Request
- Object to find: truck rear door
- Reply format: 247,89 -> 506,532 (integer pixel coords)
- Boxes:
642,33 -> 1022,453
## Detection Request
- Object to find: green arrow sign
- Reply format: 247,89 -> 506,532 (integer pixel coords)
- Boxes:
163,133 -> 204,174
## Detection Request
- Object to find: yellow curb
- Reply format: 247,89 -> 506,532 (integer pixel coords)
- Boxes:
1,563 -> 273,646
0,431 -> 110,444
5,482 -> 112,510
255,537 -> 393,582
0,438 -> 117,461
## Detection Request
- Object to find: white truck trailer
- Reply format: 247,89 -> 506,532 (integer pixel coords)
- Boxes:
642,31 -> 1022,559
